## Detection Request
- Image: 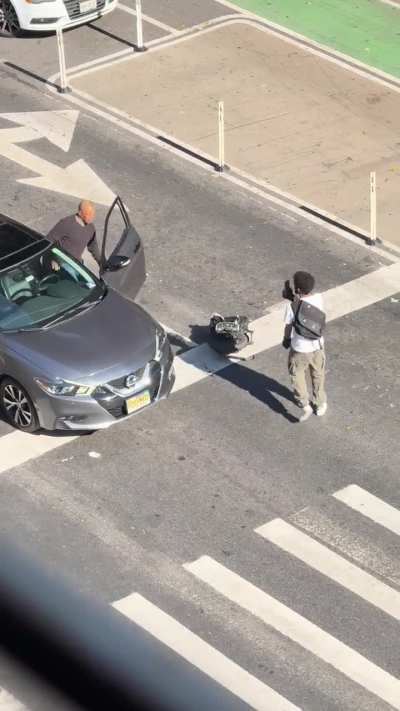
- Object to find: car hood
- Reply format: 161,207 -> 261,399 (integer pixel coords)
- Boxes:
4,289 -> 157,383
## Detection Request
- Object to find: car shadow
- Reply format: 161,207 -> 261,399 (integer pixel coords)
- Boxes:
189,324 -> 298,424
32,428 -> 94,438
0,414 -> 92,437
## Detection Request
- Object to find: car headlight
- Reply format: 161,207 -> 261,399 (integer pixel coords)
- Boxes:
35,378 -> 93,397
154,326 -> 167,361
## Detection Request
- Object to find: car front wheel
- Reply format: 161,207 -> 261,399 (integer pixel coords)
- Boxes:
0,0 -> 21,37
0,378 -> 40,432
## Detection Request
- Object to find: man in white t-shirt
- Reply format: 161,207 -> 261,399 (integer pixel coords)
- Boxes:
283,271 -> 327,422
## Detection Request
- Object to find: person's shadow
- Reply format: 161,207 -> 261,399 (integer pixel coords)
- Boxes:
189,325 -> 298,424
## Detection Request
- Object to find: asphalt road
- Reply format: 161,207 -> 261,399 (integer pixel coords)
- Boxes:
0,0 -> 235,83
1,4 -> 400,710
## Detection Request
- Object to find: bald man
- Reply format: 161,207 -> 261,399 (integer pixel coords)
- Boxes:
47,200 -> 102,266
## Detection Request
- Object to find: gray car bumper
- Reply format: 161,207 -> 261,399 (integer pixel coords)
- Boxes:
33,343 -> 175,431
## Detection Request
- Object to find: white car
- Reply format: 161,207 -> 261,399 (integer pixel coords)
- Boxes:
0,0 -> 116,36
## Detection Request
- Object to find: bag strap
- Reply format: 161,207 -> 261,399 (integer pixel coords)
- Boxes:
291,297 -> 302,322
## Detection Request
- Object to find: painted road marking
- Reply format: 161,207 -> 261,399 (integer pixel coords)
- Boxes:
1,262 -> 400,474
0,689 -> 26,710
0,432 -> 76,475
50,80 -> 400,260
185,556 -> 400,710
256,518 -> 400,621
213,2 -> 400,83
113,592 -> 301,711
52,12 -> 400,257
63,79 -> 400,259
64,16 -> 400,91
334,485 -> 400,538
289,506 -> 400,588
49,18 -> 231,84
1,110 -> 79,152
0,111 -> 115,205
45,17 -> 400,261
117,3 -> 179,34
172,261 -> 400,392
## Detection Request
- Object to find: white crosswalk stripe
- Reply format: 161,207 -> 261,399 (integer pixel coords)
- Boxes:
184,555 -> 400,710
1,262 -> 400,474
4,484 -> 400,710
255,517 -> 400,620
0,690 -> 26,710
334,484 -> 400,537
289,505 -> 400,587
113,593 -> 301,711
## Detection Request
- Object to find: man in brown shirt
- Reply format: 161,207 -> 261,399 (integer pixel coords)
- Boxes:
47,200 -> 102,266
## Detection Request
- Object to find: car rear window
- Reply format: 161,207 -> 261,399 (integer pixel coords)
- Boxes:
0,223 -> 36,259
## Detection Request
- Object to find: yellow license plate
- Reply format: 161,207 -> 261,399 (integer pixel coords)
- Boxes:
126,390 -> 151,414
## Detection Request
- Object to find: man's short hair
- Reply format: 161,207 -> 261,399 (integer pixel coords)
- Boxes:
293,271 -> 315,295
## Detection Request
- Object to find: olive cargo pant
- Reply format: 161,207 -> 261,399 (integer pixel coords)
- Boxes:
288,348 -> 326,409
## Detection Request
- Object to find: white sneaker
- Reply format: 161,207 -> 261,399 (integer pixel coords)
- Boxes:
316,402 -> 327,417
299,405 -> 313,422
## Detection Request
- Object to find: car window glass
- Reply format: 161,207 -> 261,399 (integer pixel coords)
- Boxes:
0,247 -> 103,332
102,202 -> 129,262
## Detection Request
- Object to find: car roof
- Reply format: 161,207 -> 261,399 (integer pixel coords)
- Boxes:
0,215 -> 50,272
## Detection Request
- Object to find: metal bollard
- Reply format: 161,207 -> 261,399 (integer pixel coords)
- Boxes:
56,27 -> 71,93
369,171 -> 377,245
135,0 -> 147,52
217,101 -> 225,173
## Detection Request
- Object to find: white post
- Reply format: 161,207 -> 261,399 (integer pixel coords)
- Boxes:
370,171 -> 377,243
218,101 -> 225,172
56,27 -> 71,93
135,0 -> 146,51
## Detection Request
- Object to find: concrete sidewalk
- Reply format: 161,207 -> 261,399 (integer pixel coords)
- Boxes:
71,20 -> 400,245
221,0 -> 400,78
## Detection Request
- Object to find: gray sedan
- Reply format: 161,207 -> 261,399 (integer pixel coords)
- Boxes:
0,198 -> 175,432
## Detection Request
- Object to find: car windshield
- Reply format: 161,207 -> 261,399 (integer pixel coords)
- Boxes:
0,246 -> 105,332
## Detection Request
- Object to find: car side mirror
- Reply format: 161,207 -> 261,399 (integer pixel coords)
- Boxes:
104,254 -> 131,271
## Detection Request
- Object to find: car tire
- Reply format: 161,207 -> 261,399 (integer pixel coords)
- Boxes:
0,378 -> 40,433
0,0 -> 21,37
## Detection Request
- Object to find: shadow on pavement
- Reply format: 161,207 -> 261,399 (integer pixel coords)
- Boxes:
4,61 -> 59,90
189,324 -> 298,423
88,22 -> 135,48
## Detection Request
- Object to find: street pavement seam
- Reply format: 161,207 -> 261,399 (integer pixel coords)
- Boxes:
1,262 -> 399,475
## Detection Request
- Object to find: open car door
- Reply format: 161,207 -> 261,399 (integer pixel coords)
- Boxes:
99,196 -> 146,301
